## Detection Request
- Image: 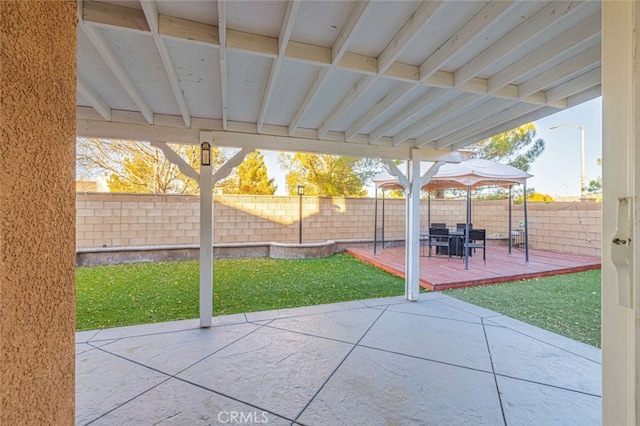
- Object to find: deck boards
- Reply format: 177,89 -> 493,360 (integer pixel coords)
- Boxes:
347,246 -> 601,291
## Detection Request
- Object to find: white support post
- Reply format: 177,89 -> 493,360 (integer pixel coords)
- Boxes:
199,132 -> 214,327
404,149 -> 439,301
405,157 -> 421,301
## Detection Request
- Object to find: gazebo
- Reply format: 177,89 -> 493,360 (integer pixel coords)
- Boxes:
372,158 -> 532,267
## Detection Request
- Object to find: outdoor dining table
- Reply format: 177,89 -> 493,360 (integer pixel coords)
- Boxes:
420,229 -> 477,258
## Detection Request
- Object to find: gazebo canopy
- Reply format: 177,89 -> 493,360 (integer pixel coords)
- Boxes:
372,158 -> 532,191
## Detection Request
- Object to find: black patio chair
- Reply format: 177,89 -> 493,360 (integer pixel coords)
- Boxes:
428,227 -> 451,260
456,223 -> 472,231
466,229 -> 486,264
430,223 -> 447,229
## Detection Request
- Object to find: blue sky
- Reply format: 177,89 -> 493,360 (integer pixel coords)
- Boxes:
530,97 -> 602,197
263,97 -> 603,198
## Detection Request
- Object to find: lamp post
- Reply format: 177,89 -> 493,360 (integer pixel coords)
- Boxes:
550,123 -> 585,199
297,184 -> 305,244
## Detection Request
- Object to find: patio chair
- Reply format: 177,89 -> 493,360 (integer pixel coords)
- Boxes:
466,229 -> 486,263
430,223 -> 447,229
456,223 -> 472,231
428,227 -> 451,260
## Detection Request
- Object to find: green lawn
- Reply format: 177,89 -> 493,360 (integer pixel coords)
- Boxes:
75,253 -> 405,331
445,269 -> 601,347
76,254 -> 602,348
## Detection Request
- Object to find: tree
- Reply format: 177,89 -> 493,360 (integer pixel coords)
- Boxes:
222,150 -> 276,195
586,157 -> 602,195
76,138 -> 229,194
471,123 -> 545,172
279,153 -> 368,196
586,177 -> 602,194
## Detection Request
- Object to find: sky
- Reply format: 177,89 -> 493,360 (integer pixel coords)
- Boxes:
262,96 -> 603,198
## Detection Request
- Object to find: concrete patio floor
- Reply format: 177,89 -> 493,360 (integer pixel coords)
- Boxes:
76,294 -> 601,425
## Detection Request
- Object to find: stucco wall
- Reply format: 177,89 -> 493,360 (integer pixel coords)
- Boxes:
76,193 -> 601,257
1,1 -> 77,423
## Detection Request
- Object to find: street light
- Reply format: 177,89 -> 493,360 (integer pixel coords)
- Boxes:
297,185 -> 305,244
550,123 -> 585,199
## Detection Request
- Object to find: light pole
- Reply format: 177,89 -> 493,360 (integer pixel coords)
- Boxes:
297,184 -> 305,244
550,123 -> 585,199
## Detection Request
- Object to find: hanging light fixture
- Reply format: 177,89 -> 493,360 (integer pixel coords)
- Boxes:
200,142 -> 211,166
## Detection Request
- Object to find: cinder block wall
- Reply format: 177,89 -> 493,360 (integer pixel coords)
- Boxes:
76,193 -> 601,257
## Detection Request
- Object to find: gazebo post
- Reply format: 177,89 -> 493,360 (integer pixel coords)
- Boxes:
464,185 -> 471,270
508,185 -> 513,255
382,188 -> 386,249
427,191 -> 431,229
373,186 -> 378,255
523,182 -> 530,263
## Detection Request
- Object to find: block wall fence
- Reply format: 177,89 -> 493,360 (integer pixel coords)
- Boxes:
76,193 -> 602,257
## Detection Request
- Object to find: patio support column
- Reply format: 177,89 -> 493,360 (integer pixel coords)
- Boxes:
199,134 -> 213,327
0,1 -> 77,423
405,156 -> 422,301
154,139 -> 248,327
602,2 -> 640,425
399,153 -> 445,301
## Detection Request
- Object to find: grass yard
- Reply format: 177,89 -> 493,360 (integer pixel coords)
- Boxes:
445,269 -> 601,347
77,253 -> 602,348
76,253 -> 405,331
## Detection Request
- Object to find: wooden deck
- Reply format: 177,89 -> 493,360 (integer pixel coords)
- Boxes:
347,245 -> 601,291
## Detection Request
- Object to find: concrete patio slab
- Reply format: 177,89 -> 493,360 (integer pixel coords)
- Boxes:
360,310 -> 493,371
177,326 -> 354,419
266,307 -> 383,344
497,375 -> 601,426
386,297 -> 485,323
99,322 -> 260,375
484,325 -> 601,395
76,295 -> 601,425
298,346 -> 504,425
90,378 -> 292,426
76,348 -> 168,425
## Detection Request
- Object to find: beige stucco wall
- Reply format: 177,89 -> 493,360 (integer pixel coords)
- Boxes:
1,1 -> 77,424
76,193 -> 601,257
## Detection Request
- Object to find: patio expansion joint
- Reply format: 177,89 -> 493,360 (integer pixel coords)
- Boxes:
483,319 -> 602,365
259,306 -> 395,345
84,321 -> 297,425
292,304 -> 389,424
355,343 -> 495,376
167,377 -> 297,424
245,302 -> 374,322
481,317 -> 508,426
390,301 -> 487,326
492,372 -> 602,399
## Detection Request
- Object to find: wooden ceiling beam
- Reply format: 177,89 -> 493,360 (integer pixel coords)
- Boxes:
392,93 -> 486,145
77,75 -> 112,121
141,0 -> 191,127
79,22 -> 155,124
487,13 -> 601,94
256,1 -> 301,134
519,44 -> 600,99
287,1 -> 373,136
218,0 -> 228,130
82,0 -> 574,111
419,0 -> 516,82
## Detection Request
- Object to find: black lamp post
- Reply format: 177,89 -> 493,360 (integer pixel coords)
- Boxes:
297,185 -> 305,244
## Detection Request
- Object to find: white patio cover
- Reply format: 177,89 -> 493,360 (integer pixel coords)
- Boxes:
372,158 -> 532,191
